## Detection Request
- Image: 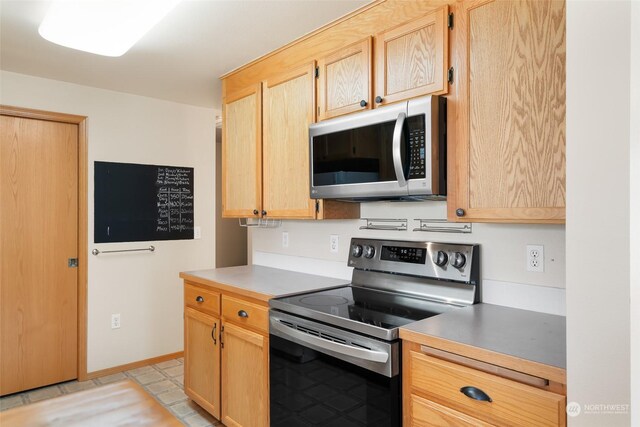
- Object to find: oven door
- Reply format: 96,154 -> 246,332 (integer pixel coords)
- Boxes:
270,311 -> 401,427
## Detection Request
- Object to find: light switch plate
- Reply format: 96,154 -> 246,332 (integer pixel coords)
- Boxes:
282,231 -> 289,248
111,313 -> 121,329
194,226 -> 201,239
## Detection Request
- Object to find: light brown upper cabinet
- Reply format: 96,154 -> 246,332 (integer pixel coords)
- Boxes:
222,63 -> 359,220
220,1 -> 453,219
374,6 -> 449,107
317,37 -> 373,120
222,83 -> 262,218
262,62 -> 318,219
448,0 -> 566,223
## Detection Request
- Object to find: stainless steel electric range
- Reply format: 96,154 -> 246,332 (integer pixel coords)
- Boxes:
269,238 -> 480,427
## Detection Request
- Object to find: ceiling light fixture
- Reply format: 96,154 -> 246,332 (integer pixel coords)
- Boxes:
38,0 -> 182,57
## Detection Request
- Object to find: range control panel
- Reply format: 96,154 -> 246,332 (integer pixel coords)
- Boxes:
380,245 -> 426,264
348,238 -> 479,285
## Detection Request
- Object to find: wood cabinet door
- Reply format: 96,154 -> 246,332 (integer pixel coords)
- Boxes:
1,114 -> 78,395
184,308 -> 221,419
317,37 -> 372,120
262,62 -> 317,219
222,83 -> 262,218
221,322 -> 268,427
448,0 -> 566,223
410,394 -> 494,427
374,6 -> 449,107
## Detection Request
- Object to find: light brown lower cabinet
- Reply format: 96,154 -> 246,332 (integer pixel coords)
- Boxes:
184,307 -> 221,418
410,394 -> 493,427
403,341 -> 566,427
221,322 -> 269,427
183,281 -> 269,427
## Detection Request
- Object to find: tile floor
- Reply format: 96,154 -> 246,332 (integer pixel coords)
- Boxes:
0,358 -> 222,427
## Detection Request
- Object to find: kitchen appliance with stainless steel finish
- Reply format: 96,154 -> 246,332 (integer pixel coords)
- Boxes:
269,238 -> 480,427
309,95 -> 446,201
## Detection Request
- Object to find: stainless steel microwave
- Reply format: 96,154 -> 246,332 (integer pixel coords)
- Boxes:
309,95 -> 446,200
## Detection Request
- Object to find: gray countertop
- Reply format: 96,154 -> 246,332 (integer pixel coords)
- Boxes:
401,303 -> 566,370
180,265 -> 349,302
182,266 -> 565,378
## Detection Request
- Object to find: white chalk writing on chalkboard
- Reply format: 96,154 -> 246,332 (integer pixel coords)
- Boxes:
156,168 -> 194,233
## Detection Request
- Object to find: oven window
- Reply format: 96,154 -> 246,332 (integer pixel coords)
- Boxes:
270,335 -> 401,427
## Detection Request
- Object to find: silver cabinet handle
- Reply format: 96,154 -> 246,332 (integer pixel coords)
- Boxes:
238,310 -> 249,318
271,318 -> 388,363
392,112 -> 407,187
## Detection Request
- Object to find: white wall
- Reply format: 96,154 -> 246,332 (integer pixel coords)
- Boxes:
215,128 -> 247,268
0,71 -> 217,372
251,200 -> 567,315
630,1 -> 639,424
566,1 -> 632,425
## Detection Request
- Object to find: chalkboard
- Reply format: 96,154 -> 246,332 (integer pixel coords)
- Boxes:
94,161 -> 194,243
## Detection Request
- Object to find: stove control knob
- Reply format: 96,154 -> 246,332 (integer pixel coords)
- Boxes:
451,252 -> 467,269
434,251 -> 448,267
363,245 -> 376,259
351,244 -> 363,258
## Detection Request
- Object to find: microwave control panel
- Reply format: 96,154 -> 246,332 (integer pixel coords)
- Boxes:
408,117 -> 426,179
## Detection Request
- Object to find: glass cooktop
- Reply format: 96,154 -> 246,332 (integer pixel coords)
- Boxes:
270,285 -> 458,340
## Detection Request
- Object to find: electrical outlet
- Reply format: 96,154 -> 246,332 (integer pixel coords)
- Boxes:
282,231 -> 289,248
526,245 -> 544,272
194,226 -> 201,239
111,313 -> 121,329
330,235 -> 339,253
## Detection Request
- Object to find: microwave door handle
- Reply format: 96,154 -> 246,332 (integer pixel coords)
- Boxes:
392,112 -> 407,187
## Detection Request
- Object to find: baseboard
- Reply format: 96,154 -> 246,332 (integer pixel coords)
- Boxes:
85,351 -> 184,380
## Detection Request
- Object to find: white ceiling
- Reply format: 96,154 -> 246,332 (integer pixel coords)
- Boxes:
0,0 -> 370,109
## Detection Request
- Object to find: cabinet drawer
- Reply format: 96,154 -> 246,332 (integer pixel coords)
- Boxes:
411,394 -> 493,427
408,351 -> 565,427
222,295 -> 268,334
185,284 -> 220,316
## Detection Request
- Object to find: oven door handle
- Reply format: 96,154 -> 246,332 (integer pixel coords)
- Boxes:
392,112 -> 407,188
271,318 -> 389,364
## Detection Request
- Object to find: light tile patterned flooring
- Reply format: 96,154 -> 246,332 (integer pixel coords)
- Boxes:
0,358 -> 222,427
